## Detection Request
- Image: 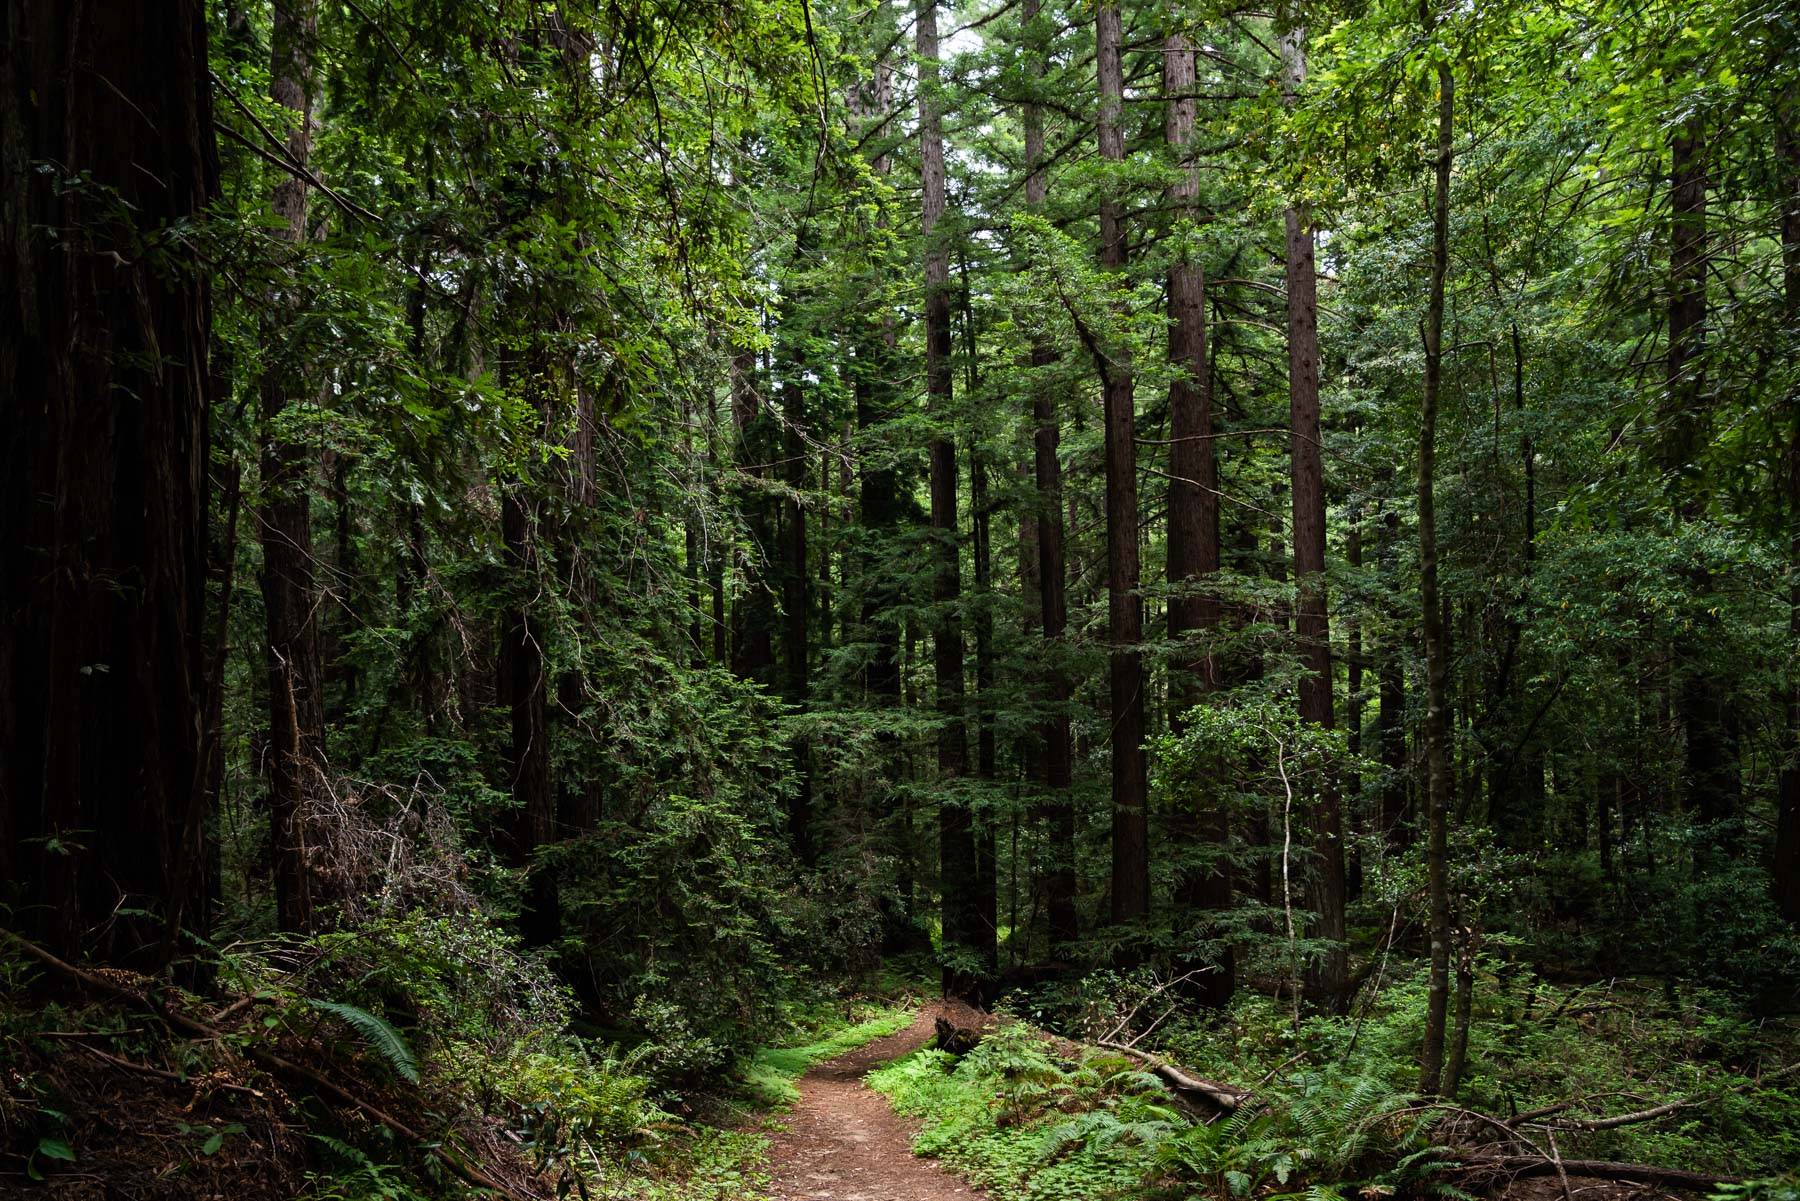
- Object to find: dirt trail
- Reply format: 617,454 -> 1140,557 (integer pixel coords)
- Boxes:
763,1008 -> 984,1201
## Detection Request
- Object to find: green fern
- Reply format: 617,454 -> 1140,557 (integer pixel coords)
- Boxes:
306,999 -> 421,1084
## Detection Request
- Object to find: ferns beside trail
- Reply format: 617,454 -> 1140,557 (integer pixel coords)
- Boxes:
869,1020 -> 1462,1201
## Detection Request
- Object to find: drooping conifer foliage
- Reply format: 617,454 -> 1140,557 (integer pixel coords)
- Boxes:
3,0 -> 1798,1193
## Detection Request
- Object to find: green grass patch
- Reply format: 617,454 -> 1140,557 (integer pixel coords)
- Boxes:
738,1003 -> 915,1108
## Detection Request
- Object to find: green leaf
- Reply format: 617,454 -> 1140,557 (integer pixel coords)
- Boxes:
305,999 -> 421,1084
37,1137 -> 76,1163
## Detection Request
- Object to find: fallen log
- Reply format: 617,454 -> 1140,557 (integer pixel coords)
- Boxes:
1094,1039 -> 1251,1111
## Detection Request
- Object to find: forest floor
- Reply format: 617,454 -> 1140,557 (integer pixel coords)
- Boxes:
762,1007 -> 985,1201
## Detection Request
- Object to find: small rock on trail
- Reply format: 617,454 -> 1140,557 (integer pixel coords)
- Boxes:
763,1007 -> 985,1201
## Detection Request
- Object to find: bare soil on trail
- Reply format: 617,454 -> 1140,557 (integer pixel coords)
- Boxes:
763,1008 -> 985,1201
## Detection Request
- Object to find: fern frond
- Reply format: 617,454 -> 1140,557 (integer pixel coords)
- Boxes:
307,999 -> 421,1084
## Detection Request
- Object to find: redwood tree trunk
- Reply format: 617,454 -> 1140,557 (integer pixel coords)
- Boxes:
1776,85 -> 1800,924
730,343 -> 776,685
1098,0 -> 1150,929
1418,50 -> 1457,1099
1,0 -> 216,969
918,0 -> 985,995
1163,27 -> 1231,1005
1279,9 -> 1346,1013
782,376 -> 813,862
1023,0 -> 1079,950
1664,119 -> 1740,839
1378,503 -> 1409,847
261,0 -> 330,936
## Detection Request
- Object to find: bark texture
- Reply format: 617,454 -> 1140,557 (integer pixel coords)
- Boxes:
1098,0 -> 1150,928
0,0 -> 217,967
918,0 -> 987,994
1163,28 -> 1231,1004
1418,52 -> 1457,1099
1279,10 -> 1345,1012
1024,0 -> 1078,950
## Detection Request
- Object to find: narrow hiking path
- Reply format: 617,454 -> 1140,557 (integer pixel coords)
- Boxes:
763,1007 -> 984,1201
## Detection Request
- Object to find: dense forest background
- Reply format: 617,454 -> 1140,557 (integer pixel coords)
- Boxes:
2,0 -> 1798,1196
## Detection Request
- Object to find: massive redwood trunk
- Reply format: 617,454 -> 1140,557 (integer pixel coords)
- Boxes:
1279,10 -> 1346,1012
1163,28 -> 1231,1005
1098,0 -> 1150,929
0,0 -> 216,967
918,0 -> 987,995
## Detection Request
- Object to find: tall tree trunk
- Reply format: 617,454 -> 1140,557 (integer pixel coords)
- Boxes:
0,0 -> 216,968
1418,47 -> 1457,1099
1378,502 -> 1409,847
782,377 -> 813,862
1280,6 -> 1346,1013
731,343 -> 776,684
1098,0 -> 1150,929
557,378 -> 603,838
973,444 -> 999,957
852,51 -> 921,950
919,0 -> 985,995
1346,514 -> 1364,900
1664,117 -> 1740,839
963,266 -> 999,953
1023,0 -> 1079,950
501,361 -> 554,949
1163,27 -> 1232,1005
1776,85 -> 1800,924
261,0 -> 329,936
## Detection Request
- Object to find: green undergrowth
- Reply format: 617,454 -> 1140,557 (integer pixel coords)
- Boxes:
738,1001 -> 915,1108
868,1020 -> 1468,1201
1146,968 -> 1800,1178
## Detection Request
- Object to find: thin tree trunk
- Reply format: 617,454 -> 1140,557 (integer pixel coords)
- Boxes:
501,359 -> 554,949
782,376 -> 812,862
1023,0 -> 1079,950
1442,932 -> 1476,1098
1280,6 -> 1345,1013
1346,515 -> 1364,901
1098,0 -> 1150,929
1776,84 -> 1800,923
731,343 -> 776,684
261,0 -> 329,936
1418,46 -> 1457,1100
1378,502 -> 1409,847
973,444 -> 999,957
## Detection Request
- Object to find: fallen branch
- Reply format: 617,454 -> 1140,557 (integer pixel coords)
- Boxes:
1094,1040 -> 1250,1111
1527,1061 -> 1800,1133
69,1039 -> 267,1100
1464,1154 -> 1739,1191
4,930 -> 534,1201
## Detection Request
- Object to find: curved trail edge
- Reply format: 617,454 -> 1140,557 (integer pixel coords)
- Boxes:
762,1008 -> 985,1201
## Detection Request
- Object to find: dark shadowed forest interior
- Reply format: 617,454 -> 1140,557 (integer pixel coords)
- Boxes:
3,0 -> 1799,1197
